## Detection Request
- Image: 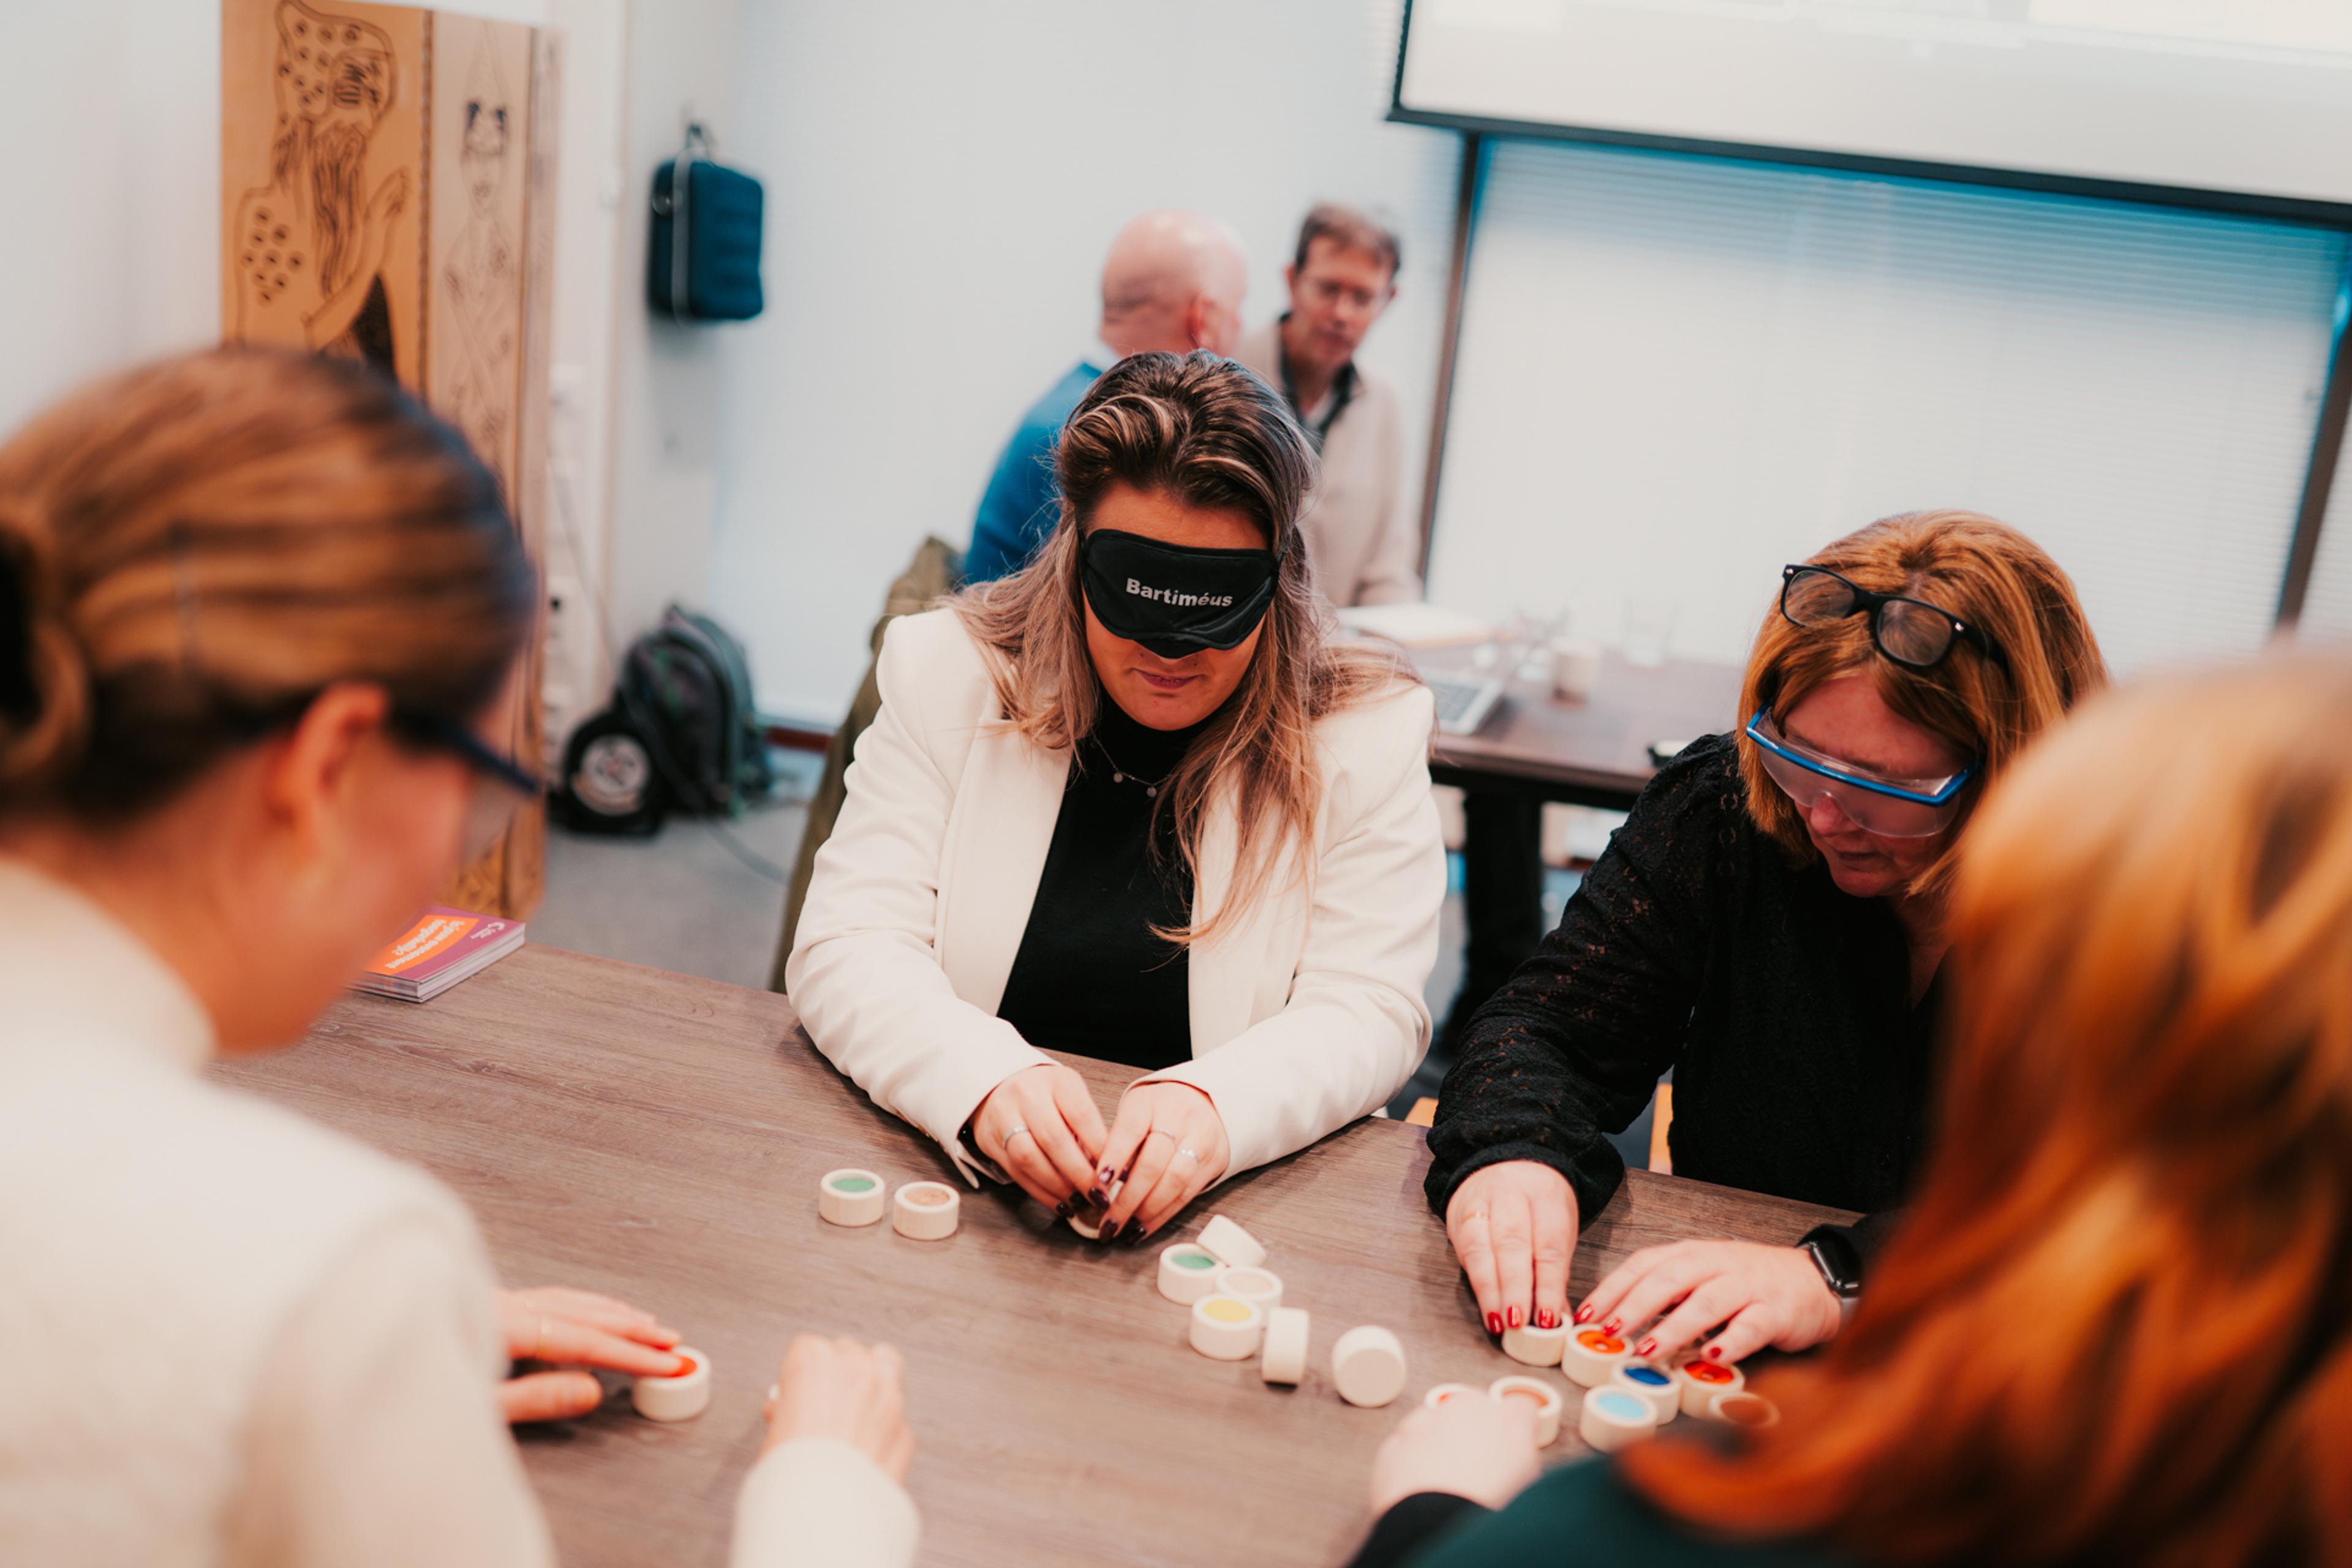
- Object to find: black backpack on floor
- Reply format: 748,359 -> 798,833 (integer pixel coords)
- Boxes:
554,605 -> 772,834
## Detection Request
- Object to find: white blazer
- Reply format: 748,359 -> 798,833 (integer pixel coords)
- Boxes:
787,609 -> 1446,1185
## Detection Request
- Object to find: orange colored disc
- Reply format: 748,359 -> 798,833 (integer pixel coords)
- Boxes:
665,1355 -> 699,1379
1684,1359 -> 1735,1384
1576,1330 -> 1626,1354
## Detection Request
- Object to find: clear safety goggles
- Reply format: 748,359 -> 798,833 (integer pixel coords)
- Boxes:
1744,707 -> 1972,840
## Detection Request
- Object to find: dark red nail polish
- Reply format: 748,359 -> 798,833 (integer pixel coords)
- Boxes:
1705,1345 -> 1722,1359
1635,1338 -> 1657,1358
1486,1312 -> 1503,1335
1054,1200 -> 1072,1219
1089,1188 -> 1107,1208
1507,1306 -> 1522,1329
1574,1305 -> 1593,1324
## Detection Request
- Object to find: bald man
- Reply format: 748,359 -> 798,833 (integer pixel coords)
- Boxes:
963,211 -> 1248,584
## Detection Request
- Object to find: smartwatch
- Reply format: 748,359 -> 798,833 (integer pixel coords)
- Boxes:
1799,1224 -> 1863,1326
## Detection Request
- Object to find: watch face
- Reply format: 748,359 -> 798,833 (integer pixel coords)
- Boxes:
573,733 -> 652,815
1807,1238 -> 1861,1298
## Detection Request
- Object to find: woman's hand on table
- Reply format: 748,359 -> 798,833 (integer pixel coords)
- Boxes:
494,1286 -> 685,1422
1576,1238 -> 1842,1366
1368,1390 -> 1542,1515
1095,1080 -> 1231,1243
761,1334 -> 914,1483
971,1063 -> 1109,1212
1446,1161 -> 1578,1336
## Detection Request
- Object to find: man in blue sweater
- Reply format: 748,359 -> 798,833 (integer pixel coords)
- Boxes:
963,211 -> 1248,584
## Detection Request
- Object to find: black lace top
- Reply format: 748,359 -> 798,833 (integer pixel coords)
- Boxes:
1425,734 -> 1940,1247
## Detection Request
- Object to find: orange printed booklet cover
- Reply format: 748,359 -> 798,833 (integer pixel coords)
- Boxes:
353,905 -> 527,1003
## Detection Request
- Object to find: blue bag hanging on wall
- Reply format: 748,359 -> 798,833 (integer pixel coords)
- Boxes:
648,123 -> 764,322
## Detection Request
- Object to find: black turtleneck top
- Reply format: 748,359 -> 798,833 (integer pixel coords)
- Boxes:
994,697 -> 1204,1071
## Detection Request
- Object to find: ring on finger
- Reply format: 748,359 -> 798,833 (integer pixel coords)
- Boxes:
1144,1128 -> 1174,1144
1003,1123 -> 1031,1146
535,1316 -> 550,1360
1175,1146 -> 1199,1163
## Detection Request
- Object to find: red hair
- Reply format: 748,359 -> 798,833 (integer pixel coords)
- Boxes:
1627,652 -> 2352,1565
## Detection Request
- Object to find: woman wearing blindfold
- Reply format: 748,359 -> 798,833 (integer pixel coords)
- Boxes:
1423,513 -> 2105,1371
788,352 -> 1446,1240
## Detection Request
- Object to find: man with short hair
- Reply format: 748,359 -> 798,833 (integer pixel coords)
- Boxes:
1241,204 -> 1540,1068
963,210 -> 1249,584
1232,202 -> 1420,607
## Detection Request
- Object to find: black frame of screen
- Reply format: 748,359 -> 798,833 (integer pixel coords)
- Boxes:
1390,0 -> 2352,627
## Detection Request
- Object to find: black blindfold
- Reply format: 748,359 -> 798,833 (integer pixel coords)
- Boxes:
1079,528 -> 1281,660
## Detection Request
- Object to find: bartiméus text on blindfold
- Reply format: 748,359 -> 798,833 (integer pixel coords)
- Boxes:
1080,529 -> 1284,660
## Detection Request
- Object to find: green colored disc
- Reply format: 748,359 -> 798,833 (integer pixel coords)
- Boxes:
832,1175 -> 877,1193
1174,1250 -> 1217,1270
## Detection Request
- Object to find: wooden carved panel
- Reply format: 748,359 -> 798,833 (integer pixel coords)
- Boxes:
223,0 -> 557,919
222,0 -> 427,389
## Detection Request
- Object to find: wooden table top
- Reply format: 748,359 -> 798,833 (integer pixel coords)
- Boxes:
215,945 -> 1853,1568
1422,647 -> 1746,809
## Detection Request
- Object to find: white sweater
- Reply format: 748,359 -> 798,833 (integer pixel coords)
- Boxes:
0,860 -> 917,1567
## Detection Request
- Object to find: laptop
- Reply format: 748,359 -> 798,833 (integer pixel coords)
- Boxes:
1425,671 -> 1506,737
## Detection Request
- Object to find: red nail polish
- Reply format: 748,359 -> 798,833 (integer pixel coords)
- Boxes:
1635,1338 -> 1657,1358
1573,1305 -> 1592,1324
1507,1306 -> 1522,1329
1705,1345 -> 1722,1359
1486,1312 -> 1503,1335
1604,1319 -> 1621,1336
1538,1310 -> 1558,1330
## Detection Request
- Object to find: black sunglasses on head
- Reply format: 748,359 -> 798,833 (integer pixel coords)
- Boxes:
1779,565 -> 2008,673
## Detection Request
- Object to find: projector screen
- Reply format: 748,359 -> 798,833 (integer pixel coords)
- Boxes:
1393,0 -> 2352,222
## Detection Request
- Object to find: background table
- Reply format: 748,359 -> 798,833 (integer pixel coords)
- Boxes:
216,946 -> 1852,1567
1422,648 -> 1745,809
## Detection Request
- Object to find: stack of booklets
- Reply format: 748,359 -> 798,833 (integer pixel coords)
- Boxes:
353,905 -> 526,1003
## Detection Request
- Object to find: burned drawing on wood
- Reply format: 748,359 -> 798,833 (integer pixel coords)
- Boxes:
230,0 -> 409,371
439,23 -> 521,491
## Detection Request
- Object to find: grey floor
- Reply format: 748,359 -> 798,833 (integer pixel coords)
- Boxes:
532,758 -> 1654,1164
530,751 -> 822,990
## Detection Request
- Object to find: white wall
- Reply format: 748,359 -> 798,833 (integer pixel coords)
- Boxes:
601,0 -> 742,665
707,0 -> 1463,723
0,4 -> 222,432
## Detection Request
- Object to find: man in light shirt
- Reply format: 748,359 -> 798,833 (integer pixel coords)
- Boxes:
1238,204 -> 1543,1066
1232,202 -> 1420,607
963,210 -> 1249,584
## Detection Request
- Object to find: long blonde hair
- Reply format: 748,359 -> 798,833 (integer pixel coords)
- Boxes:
1629,651 -> 2352,1564
1736,510 -> 2106,899
953,351 -> 1412,943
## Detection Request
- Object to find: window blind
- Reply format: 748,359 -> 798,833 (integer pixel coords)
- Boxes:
2301,420 -> 2352,639
1426,138 -> 2350,675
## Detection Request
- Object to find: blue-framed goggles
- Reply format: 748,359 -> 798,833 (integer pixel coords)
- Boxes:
1744,707 -> 1972,839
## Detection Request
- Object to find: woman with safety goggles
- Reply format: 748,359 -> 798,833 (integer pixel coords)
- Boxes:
1424,511 -> 2105,1371
789,352 -> 1445,1243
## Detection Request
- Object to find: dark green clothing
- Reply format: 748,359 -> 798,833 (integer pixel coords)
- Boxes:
1355,1460 -> 1847,1568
